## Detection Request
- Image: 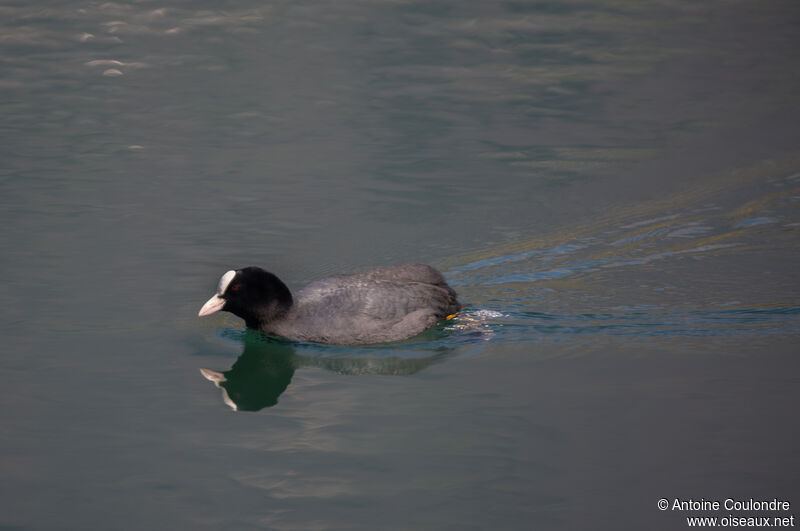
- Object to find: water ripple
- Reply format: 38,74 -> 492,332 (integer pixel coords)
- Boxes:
446,170 -> 800,342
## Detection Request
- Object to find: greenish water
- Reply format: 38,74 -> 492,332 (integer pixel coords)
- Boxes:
1,1 -> 799,529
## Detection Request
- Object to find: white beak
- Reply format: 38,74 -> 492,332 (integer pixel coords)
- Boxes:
198,294 -> 226,316
199,368 -> 226,385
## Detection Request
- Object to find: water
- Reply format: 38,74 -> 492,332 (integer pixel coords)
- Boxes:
1,1 -> 799,529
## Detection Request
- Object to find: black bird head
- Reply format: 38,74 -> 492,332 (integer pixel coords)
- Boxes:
199,267 -> 293,329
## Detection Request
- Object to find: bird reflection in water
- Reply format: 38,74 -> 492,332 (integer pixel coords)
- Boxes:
200,329 -> 455,412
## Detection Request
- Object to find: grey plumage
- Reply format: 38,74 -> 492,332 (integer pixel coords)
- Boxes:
200,263 -> 462,345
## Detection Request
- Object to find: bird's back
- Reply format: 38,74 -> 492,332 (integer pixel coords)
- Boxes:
270,263 -> 461,345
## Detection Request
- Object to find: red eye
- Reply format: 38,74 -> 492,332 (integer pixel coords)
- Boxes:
231,284 -> 240,291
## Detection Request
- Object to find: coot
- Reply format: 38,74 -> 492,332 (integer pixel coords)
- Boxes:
199,263 -> 461,345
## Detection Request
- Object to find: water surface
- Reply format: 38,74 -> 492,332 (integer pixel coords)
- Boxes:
1,1 -> 799,529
